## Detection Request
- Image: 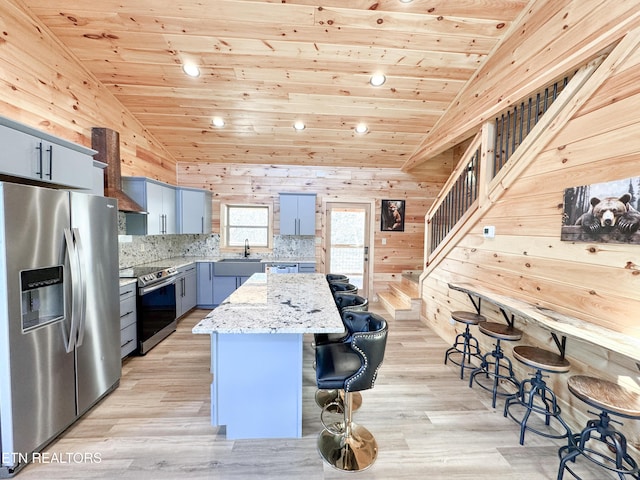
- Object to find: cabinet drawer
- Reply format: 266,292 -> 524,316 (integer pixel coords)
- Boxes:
119,295 -> 137,329
120,323 -> 137,357
119,283 -> 136,299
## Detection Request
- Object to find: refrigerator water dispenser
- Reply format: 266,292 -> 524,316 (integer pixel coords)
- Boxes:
20,266 -> 64,332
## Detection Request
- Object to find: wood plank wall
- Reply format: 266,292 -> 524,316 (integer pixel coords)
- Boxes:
406,0 -> 640,168
177,161 -> 451,296
0,0 -> 176,184
422,32 -> 640,448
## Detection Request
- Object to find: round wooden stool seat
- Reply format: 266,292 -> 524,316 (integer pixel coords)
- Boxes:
558,375 -> 640,479
478,322 -> 523,341
451,310 -> 486,325
567,375 -> 640,419
513,345 -> 570,373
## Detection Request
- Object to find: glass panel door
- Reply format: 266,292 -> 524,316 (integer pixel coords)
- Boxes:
326,202 -> 371,298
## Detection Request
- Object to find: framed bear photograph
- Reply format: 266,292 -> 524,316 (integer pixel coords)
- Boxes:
561,176 -> 640,244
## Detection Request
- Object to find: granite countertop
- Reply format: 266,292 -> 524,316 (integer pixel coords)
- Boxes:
119,278 -> 137,287
192,273 -> 344,335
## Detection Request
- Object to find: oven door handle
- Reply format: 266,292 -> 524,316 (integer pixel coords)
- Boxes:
139,276 -> 177,295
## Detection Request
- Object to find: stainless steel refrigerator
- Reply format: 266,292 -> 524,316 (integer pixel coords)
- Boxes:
0,182 -> 121,477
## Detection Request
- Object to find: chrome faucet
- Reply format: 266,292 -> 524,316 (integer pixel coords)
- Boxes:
244,238 -> 250,257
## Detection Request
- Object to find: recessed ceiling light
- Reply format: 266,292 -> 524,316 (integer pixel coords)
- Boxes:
399,0 -> 413,3
370,74 -> 386,87
182,63 -> 200,77
293,121 -> 306,131
355,123 -> 368,134
212,117 -> 225,127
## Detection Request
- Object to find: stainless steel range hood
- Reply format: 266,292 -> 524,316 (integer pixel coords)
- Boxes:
91,127 -> 146,213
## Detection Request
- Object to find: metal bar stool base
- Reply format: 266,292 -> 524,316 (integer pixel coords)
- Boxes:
557,376 -> 640,480
504,346 -> 572,445
469,353 -> 519,408
444,327 -> 482,380
317,422 -> 378,472
315,389 -> 362,412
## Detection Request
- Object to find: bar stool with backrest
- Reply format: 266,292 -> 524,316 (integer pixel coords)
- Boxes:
326,274 -> 349,283
315,293 -> 369,347
315,311 -> 388,472
315,305 -> 370,411
469,320 -> 522,408
504,345 -> 573,445
444,310 -> 486,379
557,375 -> 640,480
329,282 -> 358,295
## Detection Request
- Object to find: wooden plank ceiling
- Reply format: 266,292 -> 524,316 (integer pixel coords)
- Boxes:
22,0 -> 528,170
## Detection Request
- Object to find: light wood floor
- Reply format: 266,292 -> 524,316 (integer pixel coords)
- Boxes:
17,305 -> 613,479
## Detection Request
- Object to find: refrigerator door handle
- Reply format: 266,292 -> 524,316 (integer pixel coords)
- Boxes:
63,228 -> 81,353
72,228 -> 87,347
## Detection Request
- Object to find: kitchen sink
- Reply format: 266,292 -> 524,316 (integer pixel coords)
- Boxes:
217,258 -> 262,262
214,259 -> 263,276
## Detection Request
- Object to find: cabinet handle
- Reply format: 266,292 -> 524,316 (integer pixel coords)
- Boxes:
209,263 -> 212,281
120,311 -> 134,318
46,145 -> 53,179
121,338 -> 134,348
120,289 -> 134,297
35,142 -> 43,178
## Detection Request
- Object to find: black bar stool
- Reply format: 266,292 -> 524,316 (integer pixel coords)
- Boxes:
469,321 -> 522,408
314,301 -> 369,411
315,312 -> 388,471
504,345 -> 573,445
326,274 -> 349,283
329,282 -> 358,295
558,375 -> 640,480
444,310 -> 486,379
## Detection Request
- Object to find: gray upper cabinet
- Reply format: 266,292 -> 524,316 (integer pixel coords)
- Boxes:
122,177 -> 176,235
177,187 -> 212,234
0,117 -> 95,190
279,193 -> 316,235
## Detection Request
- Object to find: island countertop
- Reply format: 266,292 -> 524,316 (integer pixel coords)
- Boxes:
192,272 -> 345,335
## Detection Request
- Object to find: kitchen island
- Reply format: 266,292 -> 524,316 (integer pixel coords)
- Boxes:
192,272 -> 344,439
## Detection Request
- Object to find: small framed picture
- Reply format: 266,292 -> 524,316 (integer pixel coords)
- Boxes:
381,200 -> 405,232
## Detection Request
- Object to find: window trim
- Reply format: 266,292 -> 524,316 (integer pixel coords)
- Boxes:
220,203 -> 273,253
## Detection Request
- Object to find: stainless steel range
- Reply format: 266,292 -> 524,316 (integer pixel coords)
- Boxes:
119,266 -> 178,355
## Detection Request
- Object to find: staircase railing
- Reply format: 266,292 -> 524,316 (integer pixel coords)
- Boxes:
424,65 -> 594,269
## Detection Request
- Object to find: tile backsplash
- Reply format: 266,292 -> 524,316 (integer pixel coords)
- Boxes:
118,233 -> 315,269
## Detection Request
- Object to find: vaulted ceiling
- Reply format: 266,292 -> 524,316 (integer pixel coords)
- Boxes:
22,0 -> 528,170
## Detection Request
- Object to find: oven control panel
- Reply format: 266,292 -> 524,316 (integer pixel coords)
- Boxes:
139,267 -> 177,287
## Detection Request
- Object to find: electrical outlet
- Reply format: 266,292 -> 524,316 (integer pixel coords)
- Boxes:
140,244 -> 145,252
381,238 -> 387,245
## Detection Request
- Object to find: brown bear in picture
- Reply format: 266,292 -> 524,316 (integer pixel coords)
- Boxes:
576,193 -> 640,234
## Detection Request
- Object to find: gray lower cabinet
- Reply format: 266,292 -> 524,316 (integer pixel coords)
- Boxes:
298,262 -> 316,273
197,262 -> 215,307
176,264 -> 197,318
213,276 -> 250,305
119,283 -> 137,358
